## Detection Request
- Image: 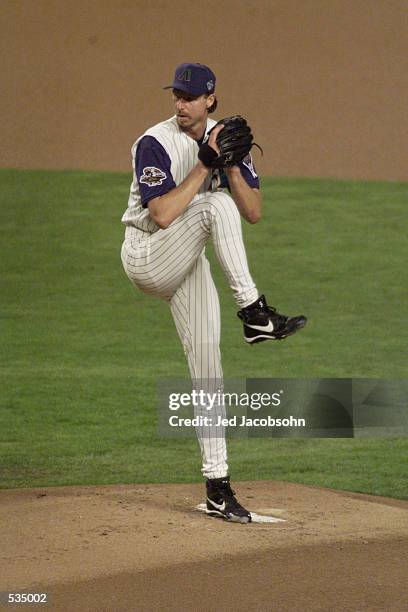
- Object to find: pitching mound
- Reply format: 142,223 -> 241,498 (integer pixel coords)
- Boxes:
1,481 -> 407,611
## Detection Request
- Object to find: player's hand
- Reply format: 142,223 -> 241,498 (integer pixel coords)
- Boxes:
197,124 -> 224,170
208,124 -> 224,154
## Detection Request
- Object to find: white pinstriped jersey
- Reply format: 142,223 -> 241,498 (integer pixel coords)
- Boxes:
121,115 -> 218,233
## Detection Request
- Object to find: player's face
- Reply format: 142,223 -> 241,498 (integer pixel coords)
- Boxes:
173,90 -> 213,131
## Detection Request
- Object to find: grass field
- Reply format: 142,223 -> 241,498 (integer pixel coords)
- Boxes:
0,169 -> 407,497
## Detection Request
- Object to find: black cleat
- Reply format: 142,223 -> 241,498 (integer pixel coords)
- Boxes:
206,476 -> 251,524
238,295 -> 307,344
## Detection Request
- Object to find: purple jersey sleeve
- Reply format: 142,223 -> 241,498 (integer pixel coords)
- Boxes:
219,153 -> 260,190
238,154 -> 260,188
135,136 -> 176,207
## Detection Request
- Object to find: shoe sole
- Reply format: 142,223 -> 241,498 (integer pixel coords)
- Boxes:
244,317 -> 307,344
206,508 -> 251,523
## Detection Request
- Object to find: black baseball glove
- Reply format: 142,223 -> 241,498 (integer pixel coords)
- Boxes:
198,115 -> 263,169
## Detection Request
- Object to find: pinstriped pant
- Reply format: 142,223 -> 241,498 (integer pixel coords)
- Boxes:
121,191 -> 258,479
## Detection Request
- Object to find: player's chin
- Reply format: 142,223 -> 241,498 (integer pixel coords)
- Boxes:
176,115 -> 191,125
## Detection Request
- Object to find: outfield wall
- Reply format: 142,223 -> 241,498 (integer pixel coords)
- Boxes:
1,0 -> 407,180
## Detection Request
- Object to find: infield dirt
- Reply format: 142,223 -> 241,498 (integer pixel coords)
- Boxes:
1,481 -> 407,611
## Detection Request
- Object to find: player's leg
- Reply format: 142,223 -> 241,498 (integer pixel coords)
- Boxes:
170,253 -> 251,523
122,232 -> 240,482
200,190 -> 259,307
121,190 -> 306,342
121,192 -> 258,305
199,191 -> 306,341
170,251 -> 227,480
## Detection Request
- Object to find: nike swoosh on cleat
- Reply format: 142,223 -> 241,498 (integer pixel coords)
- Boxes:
245,321 -> 274,332
207,499 -> 226,512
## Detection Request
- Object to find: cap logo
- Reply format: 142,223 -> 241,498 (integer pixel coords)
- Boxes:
177,69 -> 191,82
206,80 -> 214,91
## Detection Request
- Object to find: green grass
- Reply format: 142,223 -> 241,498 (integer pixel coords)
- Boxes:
0,169 -> 407,496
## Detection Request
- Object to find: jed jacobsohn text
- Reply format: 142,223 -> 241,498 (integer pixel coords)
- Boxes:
169,415 -> 306,428
168,390 -> 282,411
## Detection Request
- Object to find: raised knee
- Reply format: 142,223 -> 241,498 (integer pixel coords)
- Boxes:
208,191 -> 239,218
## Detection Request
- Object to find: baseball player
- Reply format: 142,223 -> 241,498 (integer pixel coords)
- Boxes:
121,63 -> 306,523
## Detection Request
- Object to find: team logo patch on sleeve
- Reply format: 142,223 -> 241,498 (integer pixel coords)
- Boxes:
140,167 -> 167,187
242,154 -> 258,179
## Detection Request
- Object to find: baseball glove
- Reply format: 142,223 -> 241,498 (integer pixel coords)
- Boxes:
198,115 -> 263,169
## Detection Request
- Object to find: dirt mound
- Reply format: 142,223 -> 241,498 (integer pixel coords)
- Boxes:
1,481 -> 407,610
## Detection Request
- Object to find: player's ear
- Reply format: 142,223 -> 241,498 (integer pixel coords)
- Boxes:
206,94 -> 218,114
206,94 -> 215,109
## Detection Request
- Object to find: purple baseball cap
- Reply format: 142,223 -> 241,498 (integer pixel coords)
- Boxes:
164,63 -> 216,97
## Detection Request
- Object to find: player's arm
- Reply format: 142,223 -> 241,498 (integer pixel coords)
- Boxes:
148,125 -> 224,229
148,164 -> 209,229
224,166 -> 262,224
